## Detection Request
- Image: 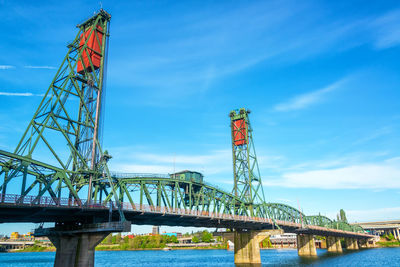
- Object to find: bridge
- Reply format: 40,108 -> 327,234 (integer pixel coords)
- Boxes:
0,241 -> 35,251
354,220 -> 400,240
0,9 -> 374,266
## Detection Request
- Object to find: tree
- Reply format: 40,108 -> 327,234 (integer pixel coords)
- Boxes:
116,233 -> 122,243
201,230 -> 213,243
339,209 -> 348,223
192,236 -> 200,243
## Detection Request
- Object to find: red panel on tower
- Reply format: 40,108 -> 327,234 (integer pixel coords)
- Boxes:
77,25 -> 103,74
233,119 -> 247,146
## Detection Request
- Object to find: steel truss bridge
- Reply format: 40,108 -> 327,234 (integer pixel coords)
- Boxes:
0,148 -> 366,238
0,9 -> 373,266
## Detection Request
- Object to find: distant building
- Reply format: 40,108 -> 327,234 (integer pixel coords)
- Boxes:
152,226 -> 160,235
10,232 -> 20,240
162,232 -> 182,238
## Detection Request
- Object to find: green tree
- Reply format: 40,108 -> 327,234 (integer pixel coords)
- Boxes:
192,236 -> 200,243
116,233 -> 122,243
201,230 -> 213,243
339,209 -> 348,223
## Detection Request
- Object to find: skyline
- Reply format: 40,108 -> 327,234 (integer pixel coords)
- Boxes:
0,0 -> 400,235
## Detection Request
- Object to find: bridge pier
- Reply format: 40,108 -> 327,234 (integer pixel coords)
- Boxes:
326,236 -> 342,253
233,229 -> 282,265
345,238 -> 359,250
34,221 -> 130,267
296,234 -> 317,257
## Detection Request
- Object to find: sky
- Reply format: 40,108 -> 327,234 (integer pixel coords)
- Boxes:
0,0 -> 400,235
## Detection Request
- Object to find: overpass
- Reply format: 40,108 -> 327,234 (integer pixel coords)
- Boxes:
354,220 -> 400,240
0,241 -> 35,251
0,9 -> 374,267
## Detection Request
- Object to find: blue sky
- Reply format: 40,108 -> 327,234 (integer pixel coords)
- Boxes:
0,0 -> 400,235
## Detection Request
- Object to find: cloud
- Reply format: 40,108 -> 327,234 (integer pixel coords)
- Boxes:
265,157 -> 400,189
341,207 -> 400,223
0,65 -> 15,70
0,91 -> 43,97
109,149 -> 233,176
24,65 -> 56,70
370,9 -> 400,49
273,78 -> 348,112
352,126 -> 393,146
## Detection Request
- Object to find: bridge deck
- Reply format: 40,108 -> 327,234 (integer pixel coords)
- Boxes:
0,194 -> 373,239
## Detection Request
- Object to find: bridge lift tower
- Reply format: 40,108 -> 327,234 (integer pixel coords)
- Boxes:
230,108 -> 265,217
2,9 -> 129,267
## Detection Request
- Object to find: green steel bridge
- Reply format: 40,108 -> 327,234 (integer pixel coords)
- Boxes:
0,9 -> 373,266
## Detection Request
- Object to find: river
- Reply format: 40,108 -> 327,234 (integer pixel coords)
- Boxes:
0,248 -> 399,266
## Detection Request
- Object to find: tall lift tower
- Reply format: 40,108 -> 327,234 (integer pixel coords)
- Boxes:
230,108 -> 265,216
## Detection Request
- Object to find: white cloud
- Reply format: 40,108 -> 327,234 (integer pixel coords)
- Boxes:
24,65 -> 56,70
371,9 -> 400,49
0,91 -> 42,97
109,149 -> 233,176
273,78 -> 348,112
266,157 -> 400,189
0,65 -> 15,70
327,206 -> 400,223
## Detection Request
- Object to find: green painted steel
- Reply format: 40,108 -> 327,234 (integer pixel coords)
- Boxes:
229,108 -> 265,216
0,10 -> 366,235
0,9 -> 125,221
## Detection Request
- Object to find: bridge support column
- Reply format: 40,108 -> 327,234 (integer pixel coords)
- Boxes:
345,238 -> 359,250
296,234 -> 317,257
326,236 -> 342,253
233,229 -> 282,265
49,232 -> 107,267
34,221 -> 130,267
359,239 -> 371,248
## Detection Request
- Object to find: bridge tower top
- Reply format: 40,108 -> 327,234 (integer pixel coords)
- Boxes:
229,108 -> 265,216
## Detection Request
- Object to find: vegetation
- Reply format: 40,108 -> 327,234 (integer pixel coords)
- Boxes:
261,237 -> 272,248
376,234 -> 400,247
98,234 -> 180,250
17,244 -> 55,252
336,209 -> 348,223
97,230 -> 221,251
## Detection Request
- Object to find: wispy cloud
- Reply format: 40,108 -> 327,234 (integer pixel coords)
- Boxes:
370,9 -> 400,49
326,206 -> 400,223
109,149 -> 233,176
273,78 -> 349,112
0,91 -> 43,97
0,65 -> 15,70
24,65 -> 56,70
266,157 -> 400,189
353,126 -> 393,146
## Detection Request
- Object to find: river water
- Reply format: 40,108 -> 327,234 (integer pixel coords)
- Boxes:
0,248 -> 399,266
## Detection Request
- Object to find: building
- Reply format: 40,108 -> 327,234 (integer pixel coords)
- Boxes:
162,232 -> 182,238
10,232 -> 20,240
169,170 -> 203,183
152,226 -> 160,235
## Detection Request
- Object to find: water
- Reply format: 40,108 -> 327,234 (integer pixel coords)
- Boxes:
0,248 -> 399,266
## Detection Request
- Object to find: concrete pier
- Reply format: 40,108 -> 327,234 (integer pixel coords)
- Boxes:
297,234 -> 317,257
345,238 -> 359,250
326,236 -> 342,253
233,229 -> 282,265
34,221 -> 130,267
